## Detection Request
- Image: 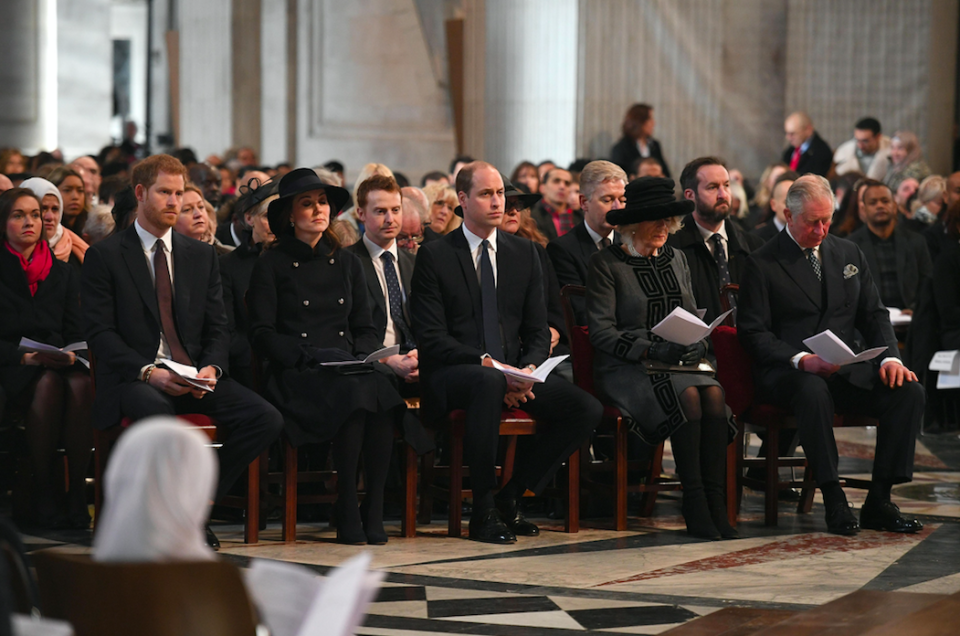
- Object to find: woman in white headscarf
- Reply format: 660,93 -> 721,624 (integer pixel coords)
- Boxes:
93,417 -> 217,562
20,177 -> 88,269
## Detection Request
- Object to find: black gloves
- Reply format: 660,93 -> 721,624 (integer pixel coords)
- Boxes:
647,341 -> 706,365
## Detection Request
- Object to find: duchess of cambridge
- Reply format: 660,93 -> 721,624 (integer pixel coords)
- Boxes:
586,177 -> 737,540
247,168 -> 407,545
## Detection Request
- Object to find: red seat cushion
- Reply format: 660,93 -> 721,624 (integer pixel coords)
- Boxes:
711,325 -> 755,418
569,325 -> 598,397
119,413 -> 215,429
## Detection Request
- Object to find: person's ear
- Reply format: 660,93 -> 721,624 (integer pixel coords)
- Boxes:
579,194 -> 588,210
683,188 -> 695,202
135,183 -> 146,203
784,208 -> 794,224
457,190 -> 468,208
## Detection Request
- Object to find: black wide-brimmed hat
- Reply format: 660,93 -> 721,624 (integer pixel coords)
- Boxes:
606,176 -> 693,226
234,176 -> 279,218
267,167 -> 350,235
454,172 -> 542,217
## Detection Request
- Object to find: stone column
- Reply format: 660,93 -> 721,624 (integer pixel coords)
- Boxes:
478,0 -> 579,171
0,0 -> 57,153
260,0 -> 289,165
232,0 -> 262,156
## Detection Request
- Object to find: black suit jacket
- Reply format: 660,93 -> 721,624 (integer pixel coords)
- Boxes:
666,215 -> 765,324
751,221 -> 781,243
738,232 -> 899,389
81,224 -> 230,427
846,226 -> 932,311
547,221 -> 620,323
410,227 -> 550,420
609,135 -> 671,178
781,131 -> 833,177
346,240 -> 415,347
530,201 -> 584,243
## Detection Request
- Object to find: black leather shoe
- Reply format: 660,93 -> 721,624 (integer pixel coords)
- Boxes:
468,509 -> 516,544
495,495 -> 539,536
779,488 -> 802,502
205,525 -> 221,551
824,503 -> 860,536
860,500 -> 923,534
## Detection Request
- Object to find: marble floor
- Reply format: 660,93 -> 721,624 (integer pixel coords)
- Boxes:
17,428 -> 960,635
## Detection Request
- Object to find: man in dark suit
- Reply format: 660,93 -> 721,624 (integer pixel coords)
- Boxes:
738,174 -> 925,536
81,154 -> 283,545
752,172 -> 797,243
847,180 -> 933,313
529,168 -> 584,242
782,112 -> 833,177
669,157 -> 764,324
546,160 -> 625,324
410,161 -> 602,544
346,174 -> 420,384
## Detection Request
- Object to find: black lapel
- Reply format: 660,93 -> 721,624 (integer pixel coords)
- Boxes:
892,229 -> 909,299
575,223 -> 596,260
120,225 -> 161,324
398,249 -> 415,293
171,233 -> 193,332
357,242 -> 387,314
450,228 -> 482,322
818,235 -> 846,331
495,230 -> 518,311
775,230 -> 823,308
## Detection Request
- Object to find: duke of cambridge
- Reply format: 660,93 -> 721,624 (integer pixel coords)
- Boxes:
410,161 -> 602,544
81,154 -> 283,546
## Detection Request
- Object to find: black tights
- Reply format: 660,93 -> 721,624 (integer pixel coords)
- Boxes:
670,386 -> 727,498
332,410 -> 394,538
24,370 -> 92,519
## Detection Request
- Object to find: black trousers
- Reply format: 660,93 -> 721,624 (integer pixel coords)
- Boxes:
763,368 -> 924,485
119,378 -> 284,501
427,365 -> 602,497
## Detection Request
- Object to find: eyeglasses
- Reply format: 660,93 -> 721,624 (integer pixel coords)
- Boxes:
397,233 -> 424,247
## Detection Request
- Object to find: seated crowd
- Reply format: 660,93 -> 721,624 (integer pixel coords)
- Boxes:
2,104 -> 958,551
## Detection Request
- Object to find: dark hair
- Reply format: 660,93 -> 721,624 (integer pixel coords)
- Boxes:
170,147 -> 199,166
420,171 -> 448,186
47,166 -> 84,189
509,161 -> 538,187
99,174 -> 130,204
568,158 -> 591,174
111,186 -> 138,230
679,156 -> 726,193
773,170 -> 800,189
945,198 -> 960,240
0,188 -> 42,242
621,103 -> 653,139
393,172 -> 410,188
855,117 -> 881,135
101,161 -> 129,179
536,160 -> 556,170
356,174 -> 401,209
542,167 -> 571,184
272,193 -> 343,254
449,155 -> 474,174
834,177 -> 870,237
859,178 -> 890,197
323,160 -> 344,174
131,154 -> 188,191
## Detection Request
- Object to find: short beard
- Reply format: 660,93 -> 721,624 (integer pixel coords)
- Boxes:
695,196 -> 729,225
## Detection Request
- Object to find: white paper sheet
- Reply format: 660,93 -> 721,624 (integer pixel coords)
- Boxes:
929,350 -> 960,373
158,359 -> 217,392
245,559 -> 324,636
319,344 -> 401,366
298,553 -> 384,636
490,354 -> 569,384
11,614 -> 74,636
801,330 -> 887,366
650,307 -> 734,346
937,372 -> 960,390
888,307 -> 912,326
18,338 -> 90,368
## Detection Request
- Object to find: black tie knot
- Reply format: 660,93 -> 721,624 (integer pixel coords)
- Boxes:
380,251 -> 394,263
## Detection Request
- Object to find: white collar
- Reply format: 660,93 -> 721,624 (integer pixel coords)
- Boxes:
695,216 -> 728,243
773,217 -> 785,232
135,219 -> 173,254
785,223 -> 820,256
584,222 -> 614,246
462,223 -> 497,253
362,233 -> 398,261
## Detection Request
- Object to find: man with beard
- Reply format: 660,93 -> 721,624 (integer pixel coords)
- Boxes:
188,163 -> 223,211
848,180 -> 932,315
530,168 -> 583,242
667,157 -> 764,323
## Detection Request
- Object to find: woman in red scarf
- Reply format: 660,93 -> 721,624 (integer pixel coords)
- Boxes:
0,188 -> 92,529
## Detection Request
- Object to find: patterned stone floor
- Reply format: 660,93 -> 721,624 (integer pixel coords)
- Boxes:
18,428 -> 960,635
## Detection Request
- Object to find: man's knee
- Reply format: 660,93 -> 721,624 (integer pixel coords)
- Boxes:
896,379 -> 926,409
120,383 -> 175,420
790,374 -> 833,412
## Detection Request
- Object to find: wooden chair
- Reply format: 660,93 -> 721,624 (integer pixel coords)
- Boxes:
33,550 -> 258,636
418,408 -> 580,536
0,516 -> 40,616
89,353 -> 262,543
713,284 -> 876,526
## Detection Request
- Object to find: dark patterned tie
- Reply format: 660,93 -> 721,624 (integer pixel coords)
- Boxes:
712,234 -> 731,290
153,241 -> 191,365
380,252 -> 416,351
600,237 -> 612,249
479,239 -> 504,361
805,247 -> 822,281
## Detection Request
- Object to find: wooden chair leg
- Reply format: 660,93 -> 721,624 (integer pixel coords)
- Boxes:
417,450 -> 435,525
244,456 -> 260,544
726,439 -> 737,528
565,448 -> 580,533
615,416 -> 628,530
765,424 -> 780,526
283,439 -> 298,543
639,442 -> 665,517
448,432 -> 463,538
402,443 -> 417,538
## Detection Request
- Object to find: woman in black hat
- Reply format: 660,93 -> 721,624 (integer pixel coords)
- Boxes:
247,168 -> 407,545
586,177 -> 737,540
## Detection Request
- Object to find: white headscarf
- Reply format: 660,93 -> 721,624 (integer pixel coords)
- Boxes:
93,417 -> 218,563
20,177 -> 65,247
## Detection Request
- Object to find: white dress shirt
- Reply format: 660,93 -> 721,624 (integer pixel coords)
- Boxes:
462,224 -> 498,286
134,220 -> 174,363
584,222 -> 616,250
695,218 -> 728,260
362,234 -> 405,347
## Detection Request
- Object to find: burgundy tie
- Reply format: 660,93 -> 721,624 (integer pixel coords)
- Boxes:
790,146 -> 802,171
153,242 -> 192,365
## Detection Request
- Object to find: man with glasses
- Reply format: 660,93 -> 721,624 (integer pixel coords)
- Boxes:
399,186 -> 429,255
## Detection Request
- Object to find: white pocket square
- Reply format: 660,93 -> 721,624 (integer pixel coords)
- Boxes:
843,264 -> 859,279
